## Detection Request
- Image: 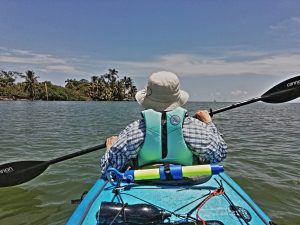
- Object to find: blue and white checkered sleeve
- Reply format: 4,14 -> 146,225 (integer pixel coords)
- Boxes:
100,119 -> 145,176
183,117 -> 227,164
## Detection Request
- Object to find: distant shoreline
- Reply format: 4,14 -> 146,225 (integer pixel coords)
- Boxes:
1,98 -> 298,104
1,69 -> 137,102
0,96 -> 136,102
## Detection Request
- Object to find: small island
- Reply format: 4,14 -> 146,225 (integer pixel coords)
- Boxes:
0,68 -> 137,101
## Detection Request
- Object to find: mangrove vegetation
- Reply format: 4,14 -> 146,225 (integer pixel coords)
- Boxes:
0,68 -> 137,101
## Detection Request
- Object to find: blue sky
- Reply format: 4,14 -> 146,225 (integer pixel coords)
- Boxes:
0,0 -> 299,101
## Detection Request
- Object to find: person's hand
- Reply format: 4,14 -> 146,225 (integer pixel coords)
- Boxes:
195,110 -> 212,124
106,136 -> 118,150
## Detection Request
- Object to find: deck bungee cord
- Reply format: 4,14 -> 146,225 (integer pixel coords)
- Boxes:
100,180 -> 252,225
99,165 -> 221,224
212,179 -> 251,225
67,165 -> 277,225
218,174 -> 276,225
103,189 -> 213,225
195,185 -> 225,225
98,165 -> 258,225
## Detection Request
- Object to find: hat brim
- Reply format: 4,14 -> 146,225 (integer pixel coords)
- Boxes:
135,89 -> 189,111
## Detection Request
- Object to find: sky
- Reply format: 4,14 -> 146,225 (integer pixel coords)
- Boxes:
0,0 -> 300,102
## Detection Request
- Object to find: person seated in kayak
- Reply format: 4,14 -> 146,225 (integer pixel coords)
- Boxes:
100,71 -> 227,176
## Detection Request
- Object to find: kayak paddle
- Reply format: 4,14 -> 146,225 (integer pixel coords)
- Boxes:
0,143 -> 106,187
1,76 -> 299,188
210,75 -> 300,115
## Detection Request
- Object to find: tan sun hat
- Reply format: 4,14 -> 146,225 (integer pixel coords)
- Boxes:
135,71 -> 189,111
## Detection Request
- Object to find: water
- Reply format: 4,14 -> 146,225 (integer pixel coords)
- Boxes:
0,101 -> 299,225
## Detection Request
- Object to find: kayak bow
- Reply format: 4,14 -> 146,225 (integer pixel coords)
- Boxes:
67,165 -> 277,225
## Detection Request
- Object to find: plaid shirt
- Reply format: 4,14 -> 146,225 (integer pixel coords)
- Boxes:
100,116 -> 227,175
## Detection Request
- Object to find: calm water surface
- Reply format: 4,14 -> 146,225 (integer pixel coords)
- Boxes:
0,101 -> 299,225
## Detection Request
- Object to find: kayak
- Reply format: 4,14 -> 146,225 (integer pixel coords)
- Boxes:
66,165 -> 276,225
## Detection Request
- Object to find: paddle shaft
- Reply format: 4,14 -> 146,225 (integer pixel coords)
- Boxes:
49,143 -> 106,165
210,75 -> 300,116
210,97 -> 261,116
0,143 -> 106,187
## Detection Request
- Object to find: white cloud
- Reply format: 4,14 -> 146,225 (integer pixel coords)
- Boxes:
98,50 -> 300,77
269,17 -> 300,44
42,65 -> 79,74
1,46 -> 299,83
0,47 -> 81,74
230,90 -> 248,97
270,17 -> 300,32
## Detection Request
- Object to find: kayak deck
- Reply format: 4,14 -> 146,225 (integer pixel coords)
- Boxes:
67,172 -> 272,225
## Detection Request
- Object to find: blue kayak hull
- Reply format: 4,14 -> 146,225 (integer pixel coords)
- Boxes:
67,172 -> 272,225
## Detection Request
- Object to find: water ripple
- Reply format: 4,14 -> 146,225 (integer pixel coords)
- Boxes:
0,101 -> 299,224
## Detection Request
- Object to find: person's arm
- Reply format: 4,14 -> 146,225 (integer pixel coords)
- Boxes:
183,110 -> 227,164
100,120 -> 145,177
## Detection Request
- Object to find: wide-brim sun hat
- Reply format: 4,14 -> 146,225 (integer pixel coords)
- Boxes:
135,71 -> 189,111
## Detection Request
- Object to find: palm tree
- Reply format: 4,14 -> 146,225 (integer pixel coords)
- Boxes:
65,79 -> 77,89
122,76 -> 137,100
90,76 -> 98,99
108,68 -> 118,79
96,76 -> 109,100
0,70 -> 20,87
129,85 -> 137,100
20,70 -> 39,100
104,69 -> 118,84
115,80 -> 126,100
122,76 -> 131,89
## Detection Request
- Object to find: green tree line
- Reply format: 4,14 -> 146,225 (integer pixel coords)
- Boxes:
0,68 -> 137,101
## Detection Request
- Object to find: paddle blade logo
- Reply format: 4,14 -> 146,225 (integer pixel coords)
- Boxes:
287,79 -> 300,88
0,167 -> 14,174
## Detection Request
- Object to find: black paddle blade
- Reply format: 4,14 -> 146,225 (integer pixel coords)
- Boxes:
262,76 -> 300,103
0,161 -> 49,187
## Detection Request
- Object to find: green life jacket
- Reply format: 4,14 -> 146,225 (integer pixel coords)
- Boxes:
137,107 -> 194,167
